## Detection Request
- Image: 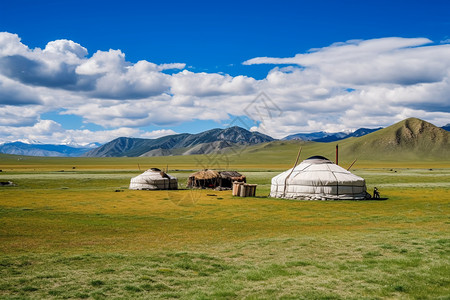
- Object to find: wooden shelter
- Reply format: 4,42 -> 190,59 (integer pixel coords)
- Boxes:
187,169 -> 246,189
218,171 -> 246,188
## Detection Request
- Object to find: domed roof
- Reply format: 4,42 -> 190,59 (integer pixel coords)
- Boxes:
304,155 -> 332,164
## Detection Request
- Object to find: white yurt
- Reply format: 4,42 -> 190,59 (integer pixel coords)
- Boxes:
129,168 -> 178,190
270,156 -> 368,200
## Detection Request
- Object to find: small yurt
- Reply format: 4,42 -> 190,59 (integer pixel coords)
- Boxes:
270,156 -> 368,200
129,168 -> 178,190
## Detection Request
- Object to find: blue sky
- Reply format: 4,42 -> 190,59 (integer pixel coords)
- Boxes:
0,0 -> 449,144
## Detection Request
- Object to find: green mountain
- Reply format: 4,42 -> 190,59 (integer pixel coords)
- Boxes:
338,117 -> 449,161
232,118 -> 450,164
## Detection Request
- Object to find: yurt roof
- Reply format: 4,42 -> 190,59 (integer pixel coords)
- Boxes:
303,155 -> 332,164
132,169 -> 176,180
189,169 -> 220,180
274,155 -> 365,186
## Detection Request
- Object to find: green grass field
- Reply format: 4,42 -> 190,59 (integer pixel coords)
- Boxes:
0,153 -> 449,299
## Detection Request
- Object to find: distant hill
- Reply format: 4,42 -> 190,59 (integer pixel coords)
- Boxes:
283,127 -> 382,142
83,126 -> 274,157
0,142 -> 91,157
337,118 -> 450,161
231,118 -> 450,164
442,124 -> 450,131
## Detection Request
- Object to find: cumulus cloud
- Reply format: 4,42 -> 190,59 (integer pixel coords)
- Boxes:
245,37 -> 450,86
241,37 -> 450,137
0,33 -> 91,90
92,60 -> 171,99
75,49 -> 127,75
0,105 -> 42,127
0,76 -> 43,105
43,39 -> 88,59
171,70 -> 256,97
0,32 -> 28,56
0,32 -> 449,143
0,32 -> 184,100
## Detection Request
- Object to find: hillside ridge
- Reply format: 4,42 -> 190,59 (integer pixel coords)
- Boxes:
337,117 -> 449,160
83,126 -> 274,157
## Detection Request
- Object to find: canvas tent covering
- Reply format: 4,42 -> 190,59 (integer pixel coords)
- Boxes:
187,169 -> 246,189
129,168 -> 178,190
270,156 -> 367,200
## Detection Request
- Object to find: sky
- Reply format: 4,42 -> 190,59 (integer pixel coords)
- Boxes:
0,0 -> 449,145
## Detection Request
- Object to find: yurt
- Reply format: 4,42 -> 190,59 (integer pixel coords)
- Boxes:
129,168 -> 178,190
270,156 -> 368,200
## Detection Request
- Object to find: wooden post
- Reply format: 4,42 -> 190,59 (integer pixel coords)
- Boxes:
347,159 -> 357,171
283,146 -> 302,198
336,144 -> 339,165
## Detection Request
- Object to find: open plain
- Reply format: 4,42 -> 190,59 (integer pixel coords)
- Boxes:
0,151 -> 449,299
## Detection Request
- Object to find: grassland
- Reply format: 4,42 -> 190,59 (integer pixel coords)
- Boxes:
0,153 -> 449,299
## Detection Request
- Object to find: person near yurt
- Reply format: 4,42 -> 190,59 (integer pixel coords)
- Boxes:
129,168 -> 178,190
270,156 -> 369,200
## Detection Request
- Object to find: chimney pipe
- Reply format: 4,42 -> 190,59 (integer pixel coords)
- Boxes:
336,144 -> 338,165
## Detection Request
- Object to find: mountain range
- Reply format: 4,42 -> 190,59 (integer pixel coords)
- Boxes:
0,119 -> 448,158
0,142 -> 92,157
283,127 -> 383,142
82,126 -> 274,157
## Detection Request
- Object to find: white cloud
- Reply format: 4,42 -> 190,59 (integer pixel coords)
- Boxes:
0,32 -> 29,56
158,63 -> 186,71
171,70 -> 256,97
245,37 -> 450,87
0,105 -> 43,126
0,75 -> 43,106
92,60 -> 171,99
43,39 -> 88,61
75,49 -> 127,75
0,32 -> 449,143
240,37 -> 450,137
140,129 -> 178,139
0,119 -> 178,145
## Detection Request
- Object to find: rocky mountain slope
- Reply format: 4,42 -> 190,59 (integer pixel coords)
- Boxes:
283,127 -> 383,142
83,126 -> 274,157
